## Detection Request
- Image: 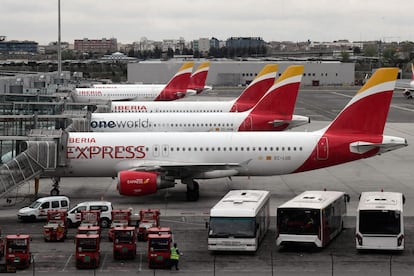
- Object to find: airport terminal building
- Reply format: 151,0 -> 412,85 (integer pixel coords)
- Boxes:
127,61 -> 355,87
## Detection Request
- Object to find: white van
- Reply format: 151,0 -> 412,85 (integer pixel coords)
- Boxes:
17,196 -> 70,221
67,201 -> 113,228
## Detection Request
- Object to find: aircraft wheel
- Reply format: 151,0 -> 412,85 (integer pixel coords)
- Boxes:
50,188 -> 60,196
186,181 -> 199,201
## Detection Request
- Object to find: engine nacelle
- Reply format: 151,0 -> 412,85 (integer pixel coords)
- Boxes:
117,171 -> 175,196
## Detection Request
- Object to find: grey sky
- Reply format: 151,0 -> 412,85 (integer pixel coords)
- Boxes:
2,0 -> 413,45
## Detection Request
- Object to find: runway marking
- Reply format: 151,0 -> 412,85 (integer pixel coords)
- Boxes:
390,104 -> 414,112
139,252 -> 142,271
332,91 -> 414,112
331,91 -> 353,98
100,252 -> 108,272
62,253 -> 72,271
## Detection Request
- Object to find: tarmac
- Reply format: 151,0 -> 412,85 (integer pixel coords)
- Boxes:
0,86 -> 413,275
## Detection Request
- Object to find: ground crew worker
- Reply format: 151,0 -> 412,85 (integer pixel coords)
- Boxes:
170,243 -> 181,270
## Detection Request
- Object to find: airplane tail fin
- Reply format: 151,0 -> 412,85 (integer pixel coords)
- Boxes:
155,62 -> 194,101
324,68 -> 399,136
230,64 -> 278,112
238,65 -> 307,131
187,61 -> 210,94
248,65 -> 304,117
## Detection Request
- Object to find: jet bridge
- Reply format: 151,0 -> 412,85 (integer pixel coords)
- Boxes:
0,129 -> 67,198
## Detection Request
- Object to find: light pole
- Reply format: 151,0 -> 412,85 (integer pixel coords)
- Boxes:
57,0 -> 62,82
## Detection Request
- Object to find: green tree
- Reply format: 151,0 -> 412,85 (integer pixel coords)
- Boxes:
364,44 -> 378,57
340,51 -> 350,62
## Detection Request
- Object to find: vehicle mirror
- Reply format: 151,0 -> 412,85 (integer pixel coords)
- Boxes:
205,221 -> 209,229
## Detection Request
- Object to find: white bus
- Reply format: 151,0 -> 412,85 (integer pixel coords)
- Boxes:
276,190 -> 348,248
355,191 -> 405,251
207,190 -> 270,251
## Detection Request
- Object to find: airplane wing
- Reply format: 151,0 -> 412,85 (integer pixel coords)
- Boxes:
113,159 -> 252,178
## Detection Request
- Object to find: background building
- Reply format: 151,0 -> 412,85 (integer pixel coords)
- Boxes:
128,61 -> 355,86
0,36 -> 38,54
74,38 -> 117,54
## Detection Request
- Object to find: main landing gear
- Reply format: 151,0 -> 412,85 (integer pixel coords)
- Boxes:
50,177 -> 60,196
185,180 -> 199,201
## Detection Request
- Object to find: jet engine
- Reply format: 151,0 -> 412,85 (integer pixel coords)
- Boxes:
117,171 -> 175,196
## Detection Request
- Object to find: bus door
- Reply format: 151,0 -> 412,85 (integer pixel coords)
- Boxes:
317,137 -> 329,160
321,208 -> 331,247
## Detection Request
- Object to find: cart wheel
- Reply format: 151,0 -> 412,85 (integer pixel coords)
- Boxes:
100,218 -> 110,228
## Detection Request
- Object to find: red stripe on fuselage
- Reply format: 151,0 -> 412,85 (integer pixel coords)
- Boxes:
293,134 -> 382,173
155,73 -> 191,101
325,91 -> 393,136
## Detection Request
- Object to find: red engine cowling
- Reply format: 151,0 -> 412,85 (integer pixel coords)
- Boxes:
117,171 -> 159,196
117,171 -> 176,196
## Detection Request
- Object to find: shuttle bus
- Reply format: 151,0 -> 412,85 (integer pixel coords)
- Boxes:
355,191 -> 405,251
276,190 -> 348,248
207,190 -> 270,251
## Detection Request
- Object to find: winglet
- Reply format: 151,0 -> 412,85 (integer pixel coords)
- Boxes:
230,64 -> 278,112
155,62 -> 194,101
324,67 -> 399,136
187,61 -> 210,94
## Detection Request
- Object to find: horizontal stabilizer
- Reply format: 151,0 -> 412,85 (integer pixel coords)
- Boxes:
350,136 -> 408,154
268,115 -> 310,129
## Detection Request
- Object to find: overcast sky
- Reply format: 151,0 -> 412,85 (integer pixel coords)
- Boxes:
2,0 -> 414,45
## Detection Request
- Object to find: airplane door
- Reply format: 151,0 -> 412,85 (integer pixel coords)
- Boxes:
243,116 -> 253,130
153,145 -> 160,157
162,144 -> 169,157
317,137 -> 328,160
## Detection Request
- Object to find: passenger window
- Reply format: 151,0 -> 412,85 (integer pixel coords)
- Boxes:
52,201 -> 59,208
98,206 -> 108,211
61,200 -> 68,207
41,202 -> 50,209
75,206 -> 87,213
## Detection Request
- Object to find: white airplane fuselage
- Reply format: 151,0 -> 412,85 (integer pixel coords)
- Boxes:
89,112 -> 309,132
52,131 -> 405,178
59,132 -> 321,177
73,85 -> 183,102
111,100 -> 237,113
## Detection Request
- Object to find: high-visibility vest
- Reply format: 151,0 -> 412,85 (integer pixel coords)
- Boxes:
170,247 -> 179,260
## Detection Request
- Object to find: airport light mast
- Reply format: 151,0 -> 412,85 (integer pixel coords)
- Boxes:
57,0 -> 62,83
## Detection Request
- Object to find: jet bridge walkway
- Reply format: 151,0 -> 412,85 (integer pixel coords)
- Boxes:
0,129 -> 67,198
0,111 -> 91,198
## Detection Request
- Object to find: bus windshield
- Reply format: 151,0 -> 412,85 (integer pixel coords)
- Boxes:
209,217 -> 256,238
277,208 -> 320,235
359,210 -> 401,235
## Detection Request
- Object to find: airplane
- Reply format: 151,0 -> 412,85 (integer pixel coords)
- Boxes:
93,61 -> 212,95
110,64 -> 279,113
71,62 -> 194,102
90,65 -> 309,132
396,63 -> 414,99
185,61 -> 212,94
48,68 -> 407,201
